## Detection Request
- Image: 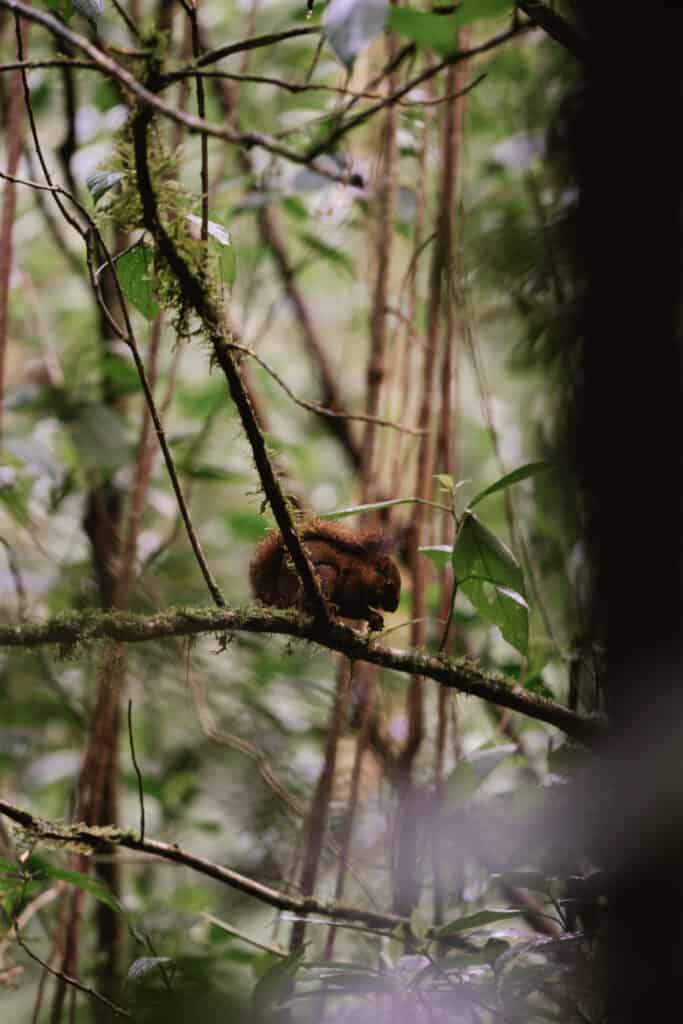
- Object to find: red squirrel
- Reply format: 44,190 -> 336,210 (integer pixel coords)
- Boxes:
249,518 -> 401,630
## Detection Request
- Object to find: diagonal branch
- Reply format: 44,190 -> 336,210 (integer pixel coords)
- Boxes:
0,798 -> 405,932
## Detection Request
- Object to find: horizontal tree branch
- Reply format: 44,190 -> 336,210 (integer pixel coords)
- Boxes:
0,798 -> 406,933
0,607 -> 606,742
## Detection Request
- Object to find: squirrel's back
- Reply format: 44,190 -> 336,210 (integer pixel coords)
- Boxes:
249,518 -> 389,606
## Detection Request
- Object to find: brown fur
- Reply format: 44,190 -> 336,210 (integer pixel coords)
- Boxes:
250,518 -> 401,629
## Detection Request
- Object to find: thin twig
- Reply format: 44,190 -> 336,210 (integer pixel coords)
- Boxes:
0,1 -> 357,186
11,914 -> 132,1019
127,700 -> 145,843
229,341 -> 425,434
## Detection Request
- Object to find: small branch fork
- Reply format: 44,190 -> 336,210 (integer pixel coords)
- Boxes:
0,607 -> 605,743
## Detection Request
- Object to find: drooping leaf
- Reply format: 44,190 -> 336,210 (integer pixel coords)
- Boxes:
101,352 -> 141,398
32,863 -> 122,913
452,512 -> 528,654
323,0 -> 389,69
66,402 -> 131,473
436,908 -> 522,938
389,0 -> 512,56
469,461 -> 550,509
86,170 -> 123,205
116,244 -> 160,321
468,743 -> 518,782
299,232 -> 356,278
252,947 -> 306,1014
419,544 -> 453,569
44,0 -> 75,22
444,759 -> 479,805
187,215 -> 237,289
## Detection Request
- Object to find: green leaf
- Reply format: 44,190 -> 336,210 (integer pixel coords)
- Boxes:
523,672 -> 555,700
0,463 -> 30,525
453,512 -> 528,655
468,743 -> 518,782
86,170 -> 123,205
444,759 -> 478,805
389,0 -> 511,55
419,544 -> 452,569
323,0 -> 389,70
436,908 -> 522,938
469,461 -> 550,509
44,0 -> 75,22
299,232 -> 356,278
180,463 -> 243,482
187,216 -> 237,289
116,244 -> 160,321
66,402 -> 130,473
252,948 -> 306,1014
101,352 -> 140,398
434,473 -> 455,491
281,196 -> 309,222
33,864 -> 122,914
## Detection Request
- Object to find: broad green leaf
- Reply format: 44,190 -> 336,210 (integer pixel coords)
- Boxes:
469,461 -> 550,509
218,242 -> 237,290
0,856 -> 20,875
389,0 -> 511,56
468,743 -> 518,782
281,196 -> 309,221
179,464 -> 243,482
323,0 -> 389,70
444,759 -> 478,805
252,947 -> 306,1014
116,245 -> 159,321
299,232 -> 356,278
410,908 -> 429,944
44,0 -> 75,22
419,544 -> 453,569
0,463 -> 30,525
436,908 -> 522,938
453,512 -> 528,655
33,864 -> 122,913
86,170 -> 123,205
187,216 -> 237,289
388,8 -> 461,56
66,402 -> 130,473
101,352 -> 140,398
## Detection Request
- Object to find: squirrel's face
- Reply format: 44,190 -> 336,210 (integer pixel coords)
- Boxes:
374,556 -> 401,612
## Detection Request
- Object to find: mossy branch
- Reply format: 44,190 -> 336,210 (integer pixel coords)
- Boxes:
0,606 -> 605,743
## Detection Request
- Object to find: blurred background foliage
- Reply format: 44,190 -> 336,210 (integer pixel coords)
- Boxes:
0,1 -> 597,1020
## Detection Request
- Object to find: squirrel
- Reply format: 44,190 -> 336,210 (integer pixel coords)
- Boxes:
249,518 -> 401,630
